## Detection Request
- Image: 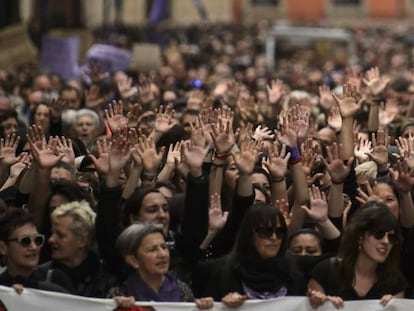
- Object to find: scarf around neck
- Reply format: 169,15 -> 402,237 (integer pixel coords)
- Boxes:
235,253 -> 292,294
126,272 -> 181,302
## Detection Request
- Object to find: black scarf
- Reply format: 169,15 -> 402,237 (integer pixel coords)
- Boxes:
235,253 -> 292,293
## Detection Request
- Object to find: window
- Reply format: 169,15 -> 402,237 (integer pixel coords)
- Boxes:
333,0 -> 361,4
252,0 -> 279,6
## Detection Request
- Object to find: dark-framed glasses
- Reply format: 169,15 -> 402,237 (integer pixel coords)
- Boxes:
255,226 -> 285,240
6,234 -> 45,248
370,230 -> 398,244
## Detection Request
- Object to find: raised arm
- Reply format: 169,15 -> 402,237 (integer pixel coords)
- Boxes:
209,108 -> 235,196
27,126 -> 64,231
263,142 -> 290,204
323,143 -> 354,218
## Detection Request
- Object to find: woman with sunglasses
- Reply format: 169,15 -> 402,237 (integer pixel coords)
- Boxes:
192,203 -> 305,307
307,202 -> 408,309
0,208 -> 71,293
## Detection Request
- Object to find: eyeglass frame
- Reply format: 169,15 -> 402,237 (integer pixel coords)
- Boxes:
5,234 -> 45,248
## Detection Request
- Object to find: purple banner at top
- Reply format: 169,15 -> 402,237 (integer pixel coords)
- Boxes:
86,44 -> 132,73
40,35 -> 79,80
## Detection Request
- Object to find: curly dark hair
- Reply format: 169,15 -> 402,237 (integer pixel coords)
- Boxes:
338,201 -> 402,292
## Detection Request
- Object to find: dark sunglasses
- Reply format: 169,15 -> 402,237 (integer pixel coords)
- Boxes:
255,226 -> 285,240
370,230 -> 398,244
6,234 -> 45,248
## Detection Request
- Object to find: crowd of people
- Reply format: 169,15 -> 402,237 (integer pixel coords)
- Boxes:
1,21 -> 414,309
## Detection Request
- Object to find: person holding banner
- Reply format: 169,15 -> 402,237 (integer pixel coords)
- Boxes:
192,203 -> 305,307
0,208 -> 71,293
110,222 -> 214,309
307,202 -> 408,308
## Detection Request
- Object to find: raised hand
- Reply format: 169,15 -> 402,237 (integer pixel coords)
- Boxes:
356,181 -> 382,205
253,125 -> 274,142
379,98 -> 398,128
354,138 -> 373,163
55,136 -> 75,165
128,128 -> 143,166
327,105 -> 342,133
127,104 -> 143,128
154,105 -> 175,134
208,193 -> 229,232
389,159 -> 414,194
332,82 -> 363,118
395,134 -> 414,169
235,123 -> 253,145
108,128 -> 131,172
85,84 -> 106,109
276,113 -> 298,147
363,66 -> 390,96
323,143 -> 354,184
232,138 -> 260,175
89,138 -> 112,175
9,152 -> 30,178
301,138 -> 319,178
263,143 -> 290,179
276,198 -> 291,226
28,136 -> 64,169
290,102 -> 310,141
346,66 -> 362,93
182,138 -> 209,172
267,79 -> 285,105
136,134 -> 164,173
365,130 -> 389,167
165,141 -> 182,167
117,75 -> 133,98
137,77 -> 154,105
211,117 -> 235,155
319,85 -> 335,111
0,133 -> 21,166
49,98 -> 66,119
105,100 -> 128,133
86,61 -> 109,83
301,185 -> 328,223
27,125 -> 45,150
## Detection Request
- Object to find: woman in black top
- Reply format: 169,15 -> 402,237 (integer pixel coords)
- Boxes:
308,202 -> 408,308
193,203 -> 304,307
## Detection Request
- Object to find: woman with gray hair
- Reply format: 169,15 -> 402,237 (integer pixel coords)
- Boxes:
72,108 -> 101,151
110,222 -> 214,309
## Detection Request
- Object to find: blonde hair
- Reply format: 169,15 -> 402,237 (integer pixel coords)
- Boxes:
354,161 -> 377,182
51,200 -> 96,248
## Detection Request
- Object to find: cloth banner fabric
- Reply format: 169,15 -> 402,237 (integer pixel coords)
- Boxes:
86,44 -> 132,73
40,35 -> 80,80
1,286 -> 414,311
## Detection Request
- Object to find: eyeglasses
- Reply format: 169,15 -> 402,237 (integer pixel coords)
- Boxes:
6,234 -> 45,248
255,226 -> 285,240
370,230 -> 398,244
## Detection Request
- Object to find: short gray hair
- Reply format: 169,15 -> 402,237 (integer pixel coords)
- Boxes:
75,108 -> 100,127
116,222 -> 164,258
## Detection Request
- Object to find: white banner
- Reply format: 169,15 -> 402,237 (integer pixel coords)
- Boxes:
0,286 -> 413,311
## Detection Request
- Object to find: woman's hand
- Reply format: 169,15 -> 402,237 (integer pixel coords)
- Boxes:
379,294 -> 394,307
323,143 -> 354,184
263,143 -> 290,179
195,297 -> 214,310
308,288 -> 344,309
221,292 -> 247,308
114,296 -> 135,308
